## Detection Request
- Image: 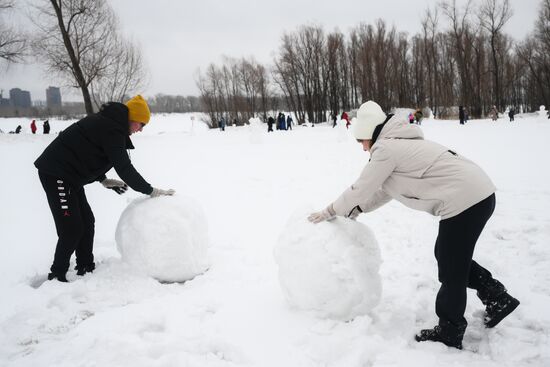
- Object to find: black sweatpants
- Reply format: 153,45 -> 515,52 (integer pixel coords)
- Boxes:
434,193 -> 496,328
39,172 -> 95,274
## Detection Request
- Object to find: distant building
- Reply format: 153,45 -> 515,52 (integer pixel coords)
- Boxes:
9,88 -> 32,108
0,91 -> 9,106
46,86 -> 62,108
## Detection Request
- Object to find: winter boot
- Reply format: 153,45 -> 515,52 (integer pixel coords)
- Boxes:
47,272 -> 68,282
75,263 -> 95,276
484,292 -> 520,328
477,278 -> 520,328
415,320 -> 466,349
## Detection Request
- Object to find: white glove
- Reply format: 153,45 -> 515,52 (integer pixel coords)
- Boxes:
101,178 -> 128,194
308,205 -> 336,224
150,187 -> 176,197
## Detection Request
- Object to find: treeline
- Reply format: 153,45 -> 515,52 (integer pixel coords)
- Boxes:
197,0 -> 550,125
147,94 -> 203,113
196,57 -> 271,126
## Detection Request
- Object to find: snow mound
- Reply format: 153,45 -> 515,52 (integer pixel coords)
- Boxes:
274,211 -> 382,321
115,196 -> 210,282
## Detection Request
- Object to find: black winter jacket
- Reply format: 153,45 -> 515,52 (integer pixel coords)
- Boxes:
34,102 -> 153,194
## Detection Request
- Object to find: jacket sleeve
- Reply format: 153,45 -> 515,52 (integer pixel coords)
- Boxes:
359,189 -> 392,213
102,132 -> 153,195
332,144 -> 396,217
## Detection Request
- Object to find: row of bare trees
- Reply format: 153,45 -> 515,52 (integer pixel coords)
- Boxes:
147,94 -> 202,113
197,0 -> 550,124
196,56 -> 270,126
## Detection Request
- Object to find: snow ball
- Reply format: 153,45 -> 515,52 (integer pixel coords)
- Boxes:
115,196 -> 210,282
248,117 -> 264,144
274,210 -> 382,321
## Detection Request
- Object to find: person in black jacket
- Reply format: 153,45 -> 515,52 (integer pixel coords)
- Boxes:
35,95 -> 175,282
43,120 -> 50,134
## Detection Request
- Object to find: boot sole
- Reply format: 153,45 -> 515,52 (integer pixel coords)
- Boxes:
485,298 -> 520,328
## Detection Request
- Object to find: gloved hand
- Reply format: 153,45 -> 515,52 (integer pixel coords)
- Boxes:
308,205 -> 336,224
101,178 -> 128,195
150,187 -> 176,197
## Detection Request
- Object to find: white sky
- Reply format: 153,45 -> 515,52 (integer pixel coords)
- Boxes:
0,0 -> 541,102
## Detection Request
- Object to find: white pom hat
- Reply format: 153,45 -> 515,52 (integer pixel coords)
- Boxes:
353,101 -> 387,140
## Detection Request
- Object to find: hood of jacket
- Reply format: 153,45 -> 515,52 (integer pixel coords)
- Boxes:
377,111 -> 424,141
97,102 -> 134,149
98,102 -> 129,128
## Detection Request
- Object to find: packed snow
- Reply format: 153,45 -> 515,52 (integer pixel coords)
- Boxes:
116,196 -> 210,283
275,211 -> 381,321
1,111 -> 549,366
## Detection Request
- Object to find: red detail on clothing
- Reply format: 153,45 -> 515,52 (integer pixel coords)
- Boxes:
63,210 -> 70,217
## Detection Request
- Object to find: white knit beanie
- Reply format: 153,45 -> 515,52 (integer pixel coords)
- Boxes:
353,101 -> 387,140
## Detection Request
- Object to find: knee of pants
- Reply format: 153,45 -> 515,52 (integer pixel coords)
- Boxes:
59,222 -> 85,243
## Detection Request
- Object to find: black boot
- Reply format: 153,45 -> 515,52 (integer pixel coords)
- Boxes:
415,320 -> 466,349
47,272 -> 68,282
477,278 -> 519,328
75,263 -> 95,276
484,292 -> 520,328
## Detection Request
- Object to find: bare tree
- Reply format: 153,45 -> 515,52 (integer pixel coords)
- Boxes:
32,0 -> 145,115
479,0 -> 513,110
0,0 -> 26,64
90,38 -> 148,109
517,0 -> 550,110
440,0 -> 473,106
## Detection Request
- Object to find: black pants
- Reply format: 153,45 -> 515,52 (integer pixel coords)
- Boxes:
434,193 -> 496,328
39,172 -> 95,274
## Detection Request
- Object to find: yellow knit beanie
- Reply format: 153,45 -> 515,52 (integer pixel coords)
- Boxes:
125,95 -> 150,124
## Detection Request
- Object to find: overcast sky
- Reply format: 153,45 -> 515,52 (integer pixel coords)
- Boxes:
0,0 -> 541,102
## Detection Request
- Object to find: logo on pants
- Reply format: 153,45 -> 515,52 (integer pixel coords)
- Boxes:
57,179 -> 70,216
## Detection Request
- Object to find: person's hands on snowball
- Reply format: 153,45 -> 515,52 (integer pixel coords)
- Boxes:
308,205 -> 336,223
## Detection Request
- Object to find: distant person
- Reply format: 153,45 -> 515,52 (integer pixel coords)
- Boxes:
490,106 -> 498,121
219,116 -> 226,131
34,95 -> 175,283
278,112 -> 286,130
308,100 -> 519,350
342,111 -> 350,129
30,120 -> 37,134
508,109 -> 515,122
287,115 -> 293,130
15,125 -> 22,134
459,106 -> 465,125
267,115 -> 274,132
464,107 -> 469,123
332,112 -> 338,128
408,112 -> 415,124
43,120 -> 51,134
414,109 -> 423,125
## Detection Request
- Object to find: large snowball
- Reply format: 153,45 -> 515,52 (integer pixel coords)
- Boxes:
274,212 -> 382,321
115,196 -> 210,282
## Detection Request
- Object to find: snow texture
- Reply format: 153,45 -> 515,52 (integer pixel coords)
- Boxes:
116,196 -> 210,282
275,211 -> 382,320
1,112 -> 549,367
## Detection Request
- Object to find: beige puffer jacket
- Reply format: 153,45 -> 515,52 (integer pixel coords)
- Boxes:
331,113 -> 496,219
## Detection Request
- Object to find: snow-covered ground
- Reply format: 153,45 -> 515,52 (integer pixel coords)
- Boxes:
1,112 -> 549,366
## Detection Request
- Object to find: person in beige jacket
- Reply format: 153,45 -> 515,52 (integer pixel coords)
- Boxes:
308,101 -> 519,350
